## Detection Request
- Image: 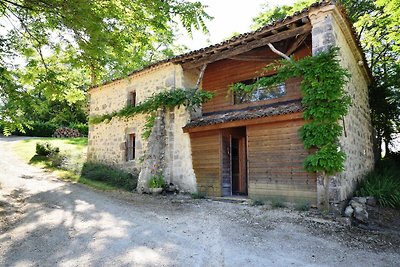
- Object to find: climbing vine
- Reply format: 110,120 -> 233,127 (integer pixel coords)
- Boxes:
89,88 -> 215,138
230,47 -> 351,175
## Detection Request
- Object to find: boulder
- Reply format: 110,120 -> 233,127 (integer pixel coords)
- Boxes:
352,197 -> 367,205
354,206 -> 368,223
349,200 -> 364,210
344,205 -> 354,217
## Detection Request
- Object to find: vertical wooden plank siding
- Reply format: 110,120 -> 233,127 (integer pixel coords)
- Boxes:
221,134 -> 231,196
247,119 -> 317,202
202,45 -> 311,114
190,131 -> 222,196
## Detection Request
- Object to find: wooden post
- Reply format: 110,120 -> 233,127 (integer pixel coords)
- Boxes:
195,64 -> 207,90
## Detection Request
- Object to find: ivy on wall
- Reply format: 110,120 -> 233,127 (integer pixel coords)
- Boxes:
230,47 -> 351,175
89,88 -> 215,138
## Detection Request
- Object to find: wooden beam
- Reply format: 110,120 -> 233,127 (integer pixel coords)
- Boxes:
285,33 -> 309,56
228,55 -> 277,62
182,24 -> 311,69
183,112 -> 304,133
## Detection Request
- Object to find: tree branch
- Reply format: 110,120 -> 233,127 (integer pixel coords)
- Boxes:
195,64 -> 207,89
267,43 -> 291,61
0,0 -> 36,11
5,6 -> 50,74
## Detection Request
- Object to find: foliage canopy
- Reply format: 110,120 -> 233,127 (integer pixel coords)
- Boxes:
0,0 -> 211,135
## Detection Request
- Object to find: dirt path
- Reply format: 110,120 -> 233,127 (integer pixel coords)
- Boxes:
0,136 -> 399,267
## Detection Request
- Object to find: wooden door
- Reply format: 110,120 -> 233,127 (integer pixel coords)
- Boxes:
232,136 -> 247,195
221,134 -> 232,196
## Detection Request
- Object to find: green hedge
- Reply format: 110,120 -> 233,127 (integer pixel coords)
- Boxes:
15,121 -> 58,137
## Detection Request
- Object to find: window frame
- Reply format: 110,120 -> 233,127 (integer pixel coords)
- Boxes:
233,78 -> 286,105
128,91 -> 136,107
126,133 -> 135,161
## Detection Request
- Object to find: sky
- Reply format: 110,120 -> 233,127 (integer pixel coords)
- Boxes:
177,0 -> 297,50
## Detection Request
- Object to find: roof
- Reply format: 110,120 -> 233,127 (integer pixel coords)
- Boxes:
90,0 -> 371,90
183,100 -> 303,129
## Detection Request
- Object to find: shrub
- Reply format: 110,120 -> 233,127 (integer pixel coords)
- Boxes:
148,174 -> 165,188
191,192 -> 206,199
251,199 -> 264,206
356,157 -> 400,208
294,201 -> 310,211
35,142 -> 60,156
271,197 -> 285,208
17,121 -> 58,137
81,163 -> 138,191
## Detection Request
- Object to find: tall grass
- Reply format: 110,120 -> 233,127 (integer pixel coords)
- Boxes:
356,154 -> 400,208
81,163 -> 138,191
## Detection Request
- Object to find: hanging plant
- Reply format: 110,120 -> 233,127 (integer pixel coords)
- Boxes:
230,47 -> 351,175
89,88 -> 215,138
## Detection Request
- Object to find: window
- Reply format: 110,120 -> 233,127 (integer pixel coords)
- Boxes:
126,134 -> 135,161
128,91 -> 136,107
234,79 -> 286,104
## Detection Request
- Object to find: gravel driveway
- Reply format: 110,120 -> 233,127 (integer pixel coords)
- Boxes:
0,136 -> 399,267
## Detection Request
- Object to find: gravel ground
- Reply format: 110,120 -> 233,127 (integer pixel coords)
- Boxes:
0,136 -> 399,267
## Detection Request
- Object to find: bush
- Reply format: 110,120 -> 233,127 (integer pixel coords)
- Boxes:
191,192 -> 206,199
17,121 -> 58,137
271,197 -> 285,208
35,142 -> 60,156
81,163 -> 138,191
294,201 -> 310,211
251,199 -> 264,206
356,157 -> 400,208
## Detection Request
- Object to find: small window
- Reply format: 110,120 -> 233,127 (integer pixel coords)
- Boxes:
128,91 -> 136,107
234,79 -> 286,104
126,134 -> 135,161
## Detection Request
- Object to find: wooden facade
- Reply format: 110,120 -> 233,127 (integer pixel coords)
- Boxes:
187,41 -> 317,203
202,46 -> 311,114
190,131 -> 221,196
247,119 -> 316,202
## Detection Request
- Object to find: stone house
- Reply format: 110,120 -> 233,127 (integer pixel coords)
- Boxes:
87,1 -> 374,206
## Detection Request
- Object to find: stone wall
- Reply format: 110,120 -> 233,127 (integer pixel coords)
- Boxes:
88,63 -> 199,192
310,6 -> 375,205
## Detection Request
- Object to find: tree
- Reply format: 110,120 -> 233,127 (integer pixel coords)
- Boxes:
344,0 -> 400,155
0,0 -> 211,135
251,0 -> 315,30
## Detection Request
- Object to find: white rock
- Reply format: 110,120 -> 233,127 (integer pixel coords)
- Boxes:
344,205 -> 354,217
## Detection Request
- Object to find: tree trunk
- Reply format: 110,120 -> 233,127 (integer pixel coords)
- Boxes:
323,172 -> 330,211
384,138 -> 390,157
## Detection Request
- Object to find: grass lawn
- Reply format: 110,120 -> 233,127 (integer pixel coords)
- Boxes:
13,137 -> 117,191
13,137 -> 88,162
